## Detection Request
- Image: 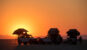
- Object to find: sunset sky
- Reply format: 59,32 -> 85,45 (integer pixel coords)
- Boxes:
0,0 -> 87,39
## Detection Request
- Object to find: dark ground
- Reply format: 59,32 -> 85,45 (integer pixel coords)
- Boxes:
0,39 -> 87,50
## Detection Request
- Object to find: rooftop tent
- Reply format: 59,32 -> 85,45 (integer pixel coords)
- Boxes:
13,28 -> 28,35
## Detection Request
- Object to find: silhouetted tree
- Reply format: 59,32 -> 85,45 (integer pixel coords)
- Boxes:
13,28 -> 28,35
48,28 -> 62,44
13,28 -> 32,38
13,28 -> 32,45
67,29 -> 80,38
66,29 -> 80,44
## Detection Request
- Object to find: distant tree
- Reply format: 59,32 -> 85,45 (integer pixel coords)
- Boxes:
66,29 -> 80,44
48,28 -> 62,44
13,28 -> 28,35
13,28 -> 31,38
67,29 -> 80,38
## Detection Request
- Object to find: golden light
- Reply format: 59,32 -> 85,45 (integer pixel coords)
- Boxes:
9,23 -> 34,39
11,24 -> 32,34
23,32 -> 26,34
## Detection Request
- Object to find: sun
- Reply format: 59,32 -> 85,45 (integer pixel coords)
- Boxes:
10,24 -> 33,35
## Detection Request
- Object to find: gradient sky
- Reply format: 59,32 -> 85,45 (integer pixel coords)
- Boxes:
0,0 -> 87,39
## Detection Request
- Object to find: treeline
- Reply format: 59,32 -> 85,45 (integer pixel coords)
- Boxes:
13,28 -> 82,45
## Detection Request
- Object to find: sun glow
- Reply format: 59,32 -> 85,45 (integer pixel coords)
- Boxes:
10,23 -> 34,39
10,23 -> 33,36
0,0 -> 86,39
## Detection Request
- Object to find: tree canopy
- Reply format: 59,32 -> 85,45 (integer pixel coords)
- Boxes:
13,28 -> 28,35
67,29 -> 80,37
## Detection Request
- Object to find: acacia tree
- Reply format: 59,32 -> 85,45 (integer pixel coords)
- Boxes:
13,28 -> 28,34
13,28 -> 30,38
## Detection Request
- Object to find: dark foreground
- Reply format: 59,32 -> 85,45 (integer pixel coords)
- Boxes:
0,39 -> 87,50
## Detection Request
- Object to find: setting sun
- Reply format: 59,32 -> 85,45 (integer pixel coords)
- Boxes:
0,0 -> 87,50
0,0 -> 87,39
10,21 -> 35,37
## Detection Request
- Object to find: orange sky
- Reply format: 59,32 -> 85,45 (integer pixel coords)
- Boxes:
0,0 -> 87,39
